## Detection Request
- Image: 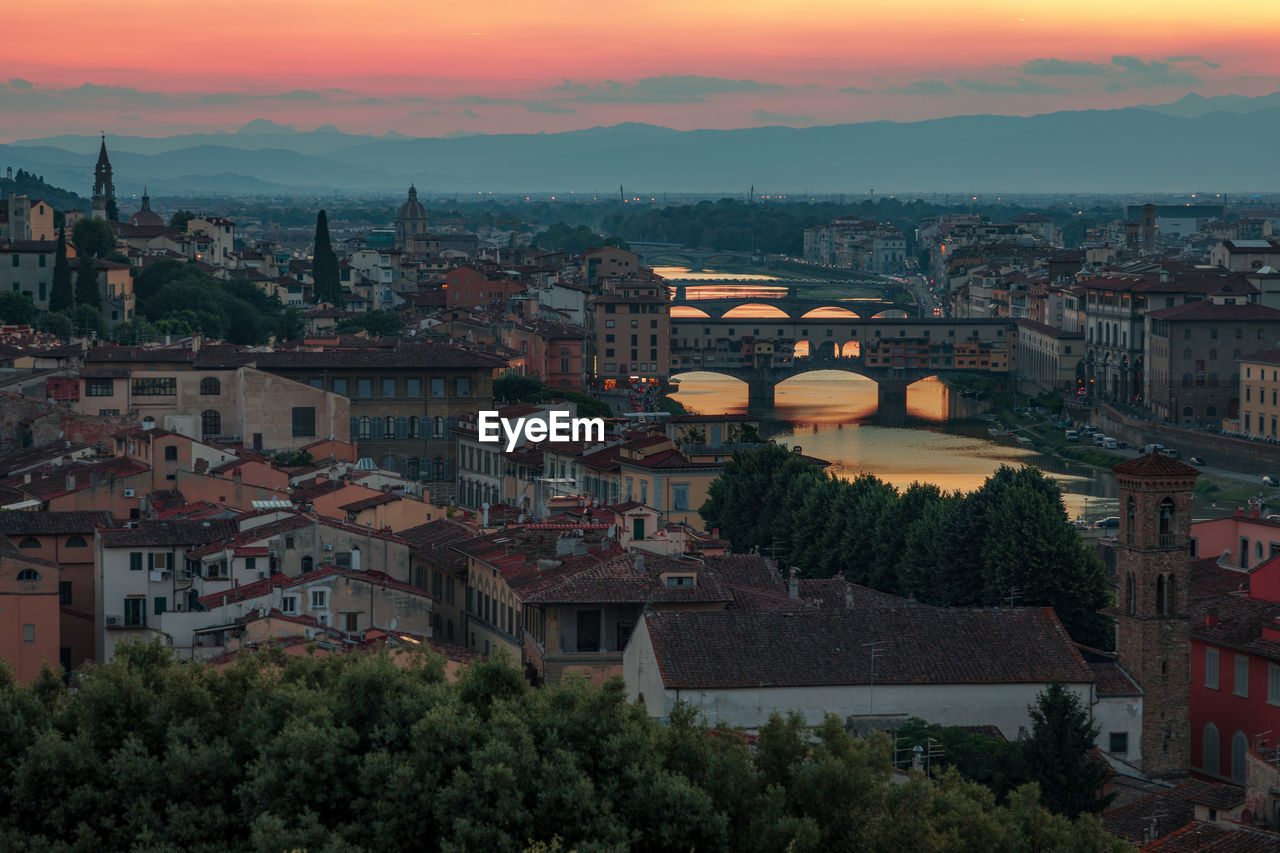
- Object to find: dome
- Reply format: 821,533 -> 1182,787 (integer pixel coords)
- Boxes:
398,184 -> 426,220
128,187 -> 165,228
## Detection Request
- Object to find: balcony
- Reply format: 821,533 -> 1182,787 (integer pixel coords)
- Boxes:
1158,533 -> 1179,548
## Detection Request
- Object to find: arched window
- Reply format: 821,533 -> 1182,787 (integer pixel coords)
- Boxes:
408,416 -> 419,439
1125,572 -> 1136,614
1206,406 -> 1217,418
16,568 -> 40,581
381,455 -> 398,472
18,536 -> 40,549
200,377 -> 221,396
1231,731 -> 1248,782
1158,497 -> 1175,536
406,457 -> 420,480
1126,496 -> 1136,537
164,445 -> 178,461
1182,406 -> 1194,417
66,536 -> 87,548
433,416 -> 445,438
201,409 -> 221,436
358,416 -> 371,439
1203,723 -> 1219,775
383,416 -> 395,440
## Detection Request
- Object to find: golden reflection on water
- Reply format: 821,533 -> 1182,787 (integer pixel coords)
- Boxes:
671,372 -> 1116,515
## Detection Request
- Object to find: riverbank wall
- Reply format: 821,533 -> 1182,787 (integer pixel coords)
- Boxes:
1070,401 -> 1280,472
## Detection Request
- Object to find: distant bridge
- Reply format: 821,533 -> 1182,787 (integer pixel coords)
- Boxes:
630,242 -> 758,270
672,290 -> 908,320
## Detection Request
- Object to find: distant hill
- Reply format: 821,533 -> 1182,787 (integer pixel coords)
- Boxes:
0,168 -> 90,213
4,93 -> 1280,195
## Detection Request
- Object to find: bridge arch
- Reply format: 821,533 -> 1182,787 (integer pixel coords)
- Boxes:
720,303 -> 790,319
670,305 -> 711,319
870,308 -> 910,319
800,306 -> 859,319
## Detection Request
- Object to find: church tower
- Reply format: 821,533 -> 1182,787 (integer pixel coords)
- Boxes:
395,184 -> 428,252
1111,453 -> 1200,779
92,134 -> 115,220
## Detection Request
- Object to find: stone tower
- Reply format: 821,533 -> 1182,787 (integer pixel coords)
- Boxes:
92,134 -> 115,219
1112,453 -> 1199,779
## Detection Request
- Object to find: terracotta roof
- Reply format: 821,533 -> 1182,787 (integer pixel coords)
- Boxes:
1103,781 -> 1225,844
0,441 -> 93,477
253,342 -> 506,370
0,510 -> 112,536
1145,302 -> 1280,322
99,519 -> 238,548
1145,823 -> 1280,852
9,456 -> 150,500
643,606 -> 1092,690
1088,661 -> 1142,696
339,493 -> 398,512
1111,453 -> 1202,478
1241,347 -> 1280,366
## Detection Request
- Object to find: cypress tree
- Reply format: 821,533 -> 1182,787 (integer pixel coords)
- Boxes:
312,210 -> 342,307
49,226 -> 74,312
74,257 -> 100,310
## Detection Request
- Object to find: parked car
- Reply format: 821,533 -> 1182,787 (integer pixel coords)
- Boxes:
1092,433 -> 1107,446
1102,437 -> 1119,450
1093,517 -> 1121,529
1159,448 -> 1179,459
1064,429 -> 1080,442
1264,475 -> 1280,487
1188,456 -> 1205,466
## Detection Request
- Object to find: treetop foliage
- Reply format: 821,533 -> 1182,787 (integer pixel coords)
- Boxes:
494,373 -> 612,419
0,643 -> 1128,852
700,445 -> 1112,647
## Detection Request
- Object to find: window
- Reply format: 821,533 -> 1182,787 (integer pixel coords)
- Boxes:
1108,732 -> 1128,754
201,410 -> 221,436
1205,647 -> 1219,689
281,595 -> 298,614
408,416 -> 419,439
199,377 -> 221,396
345,612 -> 358,632
124,597 -> 145,627
382,378 -> 396,397
672,483 -> 690,511
333,378 -> 348,396
130,552 -> 143,571
163,445 -> 178,461
357,379 -> 372,398
456,378 -> 471,397
1231,731 -> 1247,782
16,568 -> 40,581
154,596 -> 167,616
1269,662 -> 1280,705
311,589 -> 328,609
17,536 -> 39,549
65,535 -> 87,548
1203,723 -> 1220,774
576,609 -> 601,652
291,406 -> 316,438
132,377 -> 176,396
22,624 -> 34,643
431,378 -> 445,397
59,581 -> 72,605
357,416 -> 371,439
1234,655 -> 1249,697
85,378 -> 114,397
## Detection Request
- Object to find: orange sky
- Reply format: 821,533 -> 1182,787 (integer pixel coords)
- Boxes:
4,0 -> 1279,138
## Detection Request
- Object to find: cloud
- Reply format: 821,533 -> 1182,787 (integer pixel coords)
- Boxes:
7,78 -> 34,90
461,108 -> 480,118
359,96 -> 385,105
525,101 -> 574,114
276,89 -> 326,101
1022,58 -> 1111,76
883,80 -> 953,95
837,85 -> 873,94
751,109 -> 814,124
954,78 -> 1070,95
1166,55 -> 1221,69
457,95 -> 521,105
553,75 -> 787,103
1019,55 -> 1204,90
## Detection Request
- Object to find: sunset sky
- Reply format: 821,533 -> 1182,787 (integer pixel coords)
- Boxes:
4,0 -> 1279,140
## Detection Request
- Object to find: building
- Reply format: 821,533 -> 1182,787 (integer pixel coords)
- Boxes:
0,539 -> 63,681
394,185 -> 429,254
0,195 -> 55,241
91,135 -> 115,220
1110,453 -> 1200,779
0,239 -> 61,309
1015,318 -> 1084,390
624,603 -> 1095,734
1144,302 -> 1280,423
1238,349 -> 1280,439
1125,204 -> 1225,239
589,287 -> 671,385
1210,239 -> 1280,273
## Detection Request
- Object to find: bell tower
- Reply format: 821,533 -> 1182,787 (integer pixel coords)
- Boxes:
92,134 -> 115,220
1111,453 -> 1199,779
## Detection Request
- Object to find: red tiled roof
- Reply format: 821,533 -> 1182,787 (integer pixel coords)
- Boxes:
643,606 -> 1092,690
1111,453 -> 1202,478
1144,822 -> 1280,852
1088,661 -> 1141,696
1103,781 -> 1221,843
339,493 -> 398,512
0,510 -> 112,536
1145,302 -> 1280,322
99,519 -> 238,548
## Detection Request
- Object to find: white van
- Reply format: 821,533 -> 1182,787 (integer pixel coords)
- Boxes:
1092,433 -> 1107,446
1102,437 -> 1118,449
1064,429 -> 1080,442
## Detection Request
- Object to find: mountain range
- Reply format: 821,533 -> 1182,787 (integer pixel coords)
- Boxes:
2,91 -> 1279,197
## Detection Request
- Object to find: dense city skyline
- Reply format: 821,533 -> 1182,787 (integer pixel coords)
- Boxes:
4,0 -> 1280,139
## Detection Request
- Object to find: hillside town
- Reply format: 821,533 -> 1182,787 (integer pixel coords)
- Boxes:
1,142 -> 1280,849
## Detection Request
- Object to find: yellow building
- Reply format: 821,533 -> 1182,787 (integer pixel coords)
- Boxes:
1238,349 -> 1280,438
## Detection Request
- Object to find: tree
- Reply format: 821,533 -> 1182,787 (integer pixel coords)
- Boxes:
312,210 -> 342,306
0,292 -> 36,325
1020,682 -> 1114,817
49,227 -> 73,312
335,310 -> 403,337
67,305 -> 104,338
74,258 -> 100,310
103,197 -> 119,222
71,218 -> 115,261
35,312 -> 73,340
168,210 -> 196,231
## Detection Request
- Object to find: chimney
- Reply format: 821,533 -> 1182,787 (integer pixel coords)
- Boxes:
788,567 -> 799,600
66,473 -> 75,493
23,472 -> 31,484
482,502 -> 489,527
